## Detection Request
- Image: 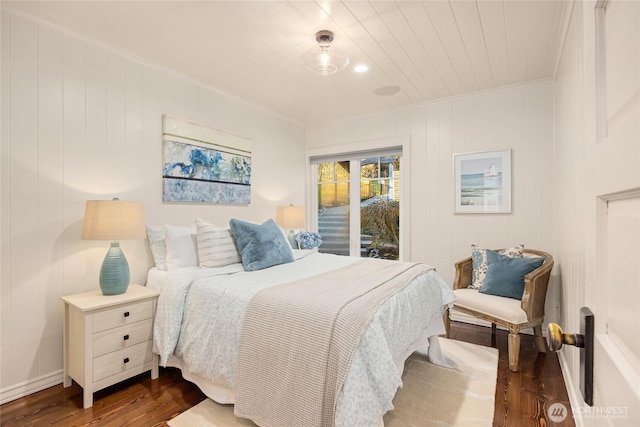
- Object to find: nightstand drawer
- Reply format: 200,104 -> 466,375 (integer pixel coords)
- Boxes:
93,299 -> 153,333
93,340 -> 153,382
93,319 -> 153,357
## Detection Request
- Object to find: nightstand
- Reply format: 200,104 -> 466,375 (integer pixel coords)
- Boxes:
61,284 -> 160,408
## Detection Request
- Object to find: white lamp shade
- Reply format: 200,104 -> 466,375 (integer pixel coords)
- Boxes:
275,205 -> 306,229
82,199 -> 146,241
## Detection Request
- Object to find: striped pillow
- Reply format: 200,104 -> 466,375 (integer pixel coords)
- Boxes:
196,218 -> 241,268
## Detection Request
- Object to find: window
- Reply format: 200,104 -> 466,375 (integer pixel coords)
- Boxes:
312,152 -> 401,260
316,161 -> 351,256
359,156 -> 400,259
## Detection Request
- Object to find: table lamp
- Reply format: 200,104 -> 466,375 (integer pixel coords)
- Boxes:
81,198 -> 146,295
275,205 -> 306,248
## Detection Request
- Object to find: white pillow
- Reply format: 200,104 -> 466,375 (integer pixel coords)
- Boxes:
146,224 -> 167,271
196,218 -> 241,268
164,224 -> 198,270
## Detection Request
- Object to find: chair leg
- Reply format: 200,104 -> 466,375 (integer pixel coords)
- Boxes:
533,325 -> 547,353
443,308 -> 451,338
508,332 -> 520,372
491,325 -> 497,348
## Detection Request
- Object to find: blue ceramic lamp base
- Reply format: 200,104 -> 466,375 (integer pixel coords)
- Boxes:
287,230 -> 299,249
99,241 -> 130,295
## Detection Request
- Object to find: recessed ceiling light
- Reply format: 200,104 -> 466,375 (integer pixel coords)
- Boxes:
353,64 -> 369,73
373,85 -> 400,96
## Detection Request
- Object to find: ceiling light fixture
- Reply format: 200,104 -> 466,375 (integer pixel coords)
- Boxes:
301,30 -> 349,76
354,64 -> 369,73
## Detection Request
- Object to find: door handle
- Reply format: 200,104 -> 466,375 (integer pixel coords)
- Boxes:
547,323 -> 584,351
547,307 -> 594,406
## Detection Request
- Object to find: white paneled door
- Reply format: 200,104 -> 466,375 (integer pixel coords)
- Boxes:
587,1 -> 640,425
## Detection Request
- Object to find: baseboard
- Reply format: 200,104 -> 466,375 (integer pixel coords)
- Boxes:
557,351 -> 584,427
0,370 -> 63,405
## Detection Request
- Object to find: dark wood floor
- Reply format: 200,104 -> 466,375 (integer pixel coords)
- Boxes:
1,321 -> 574,427
449,322 -> 574,427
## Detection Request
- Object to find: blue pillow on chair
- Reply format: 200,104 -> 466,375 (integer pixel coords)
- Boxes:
479,250 -> 544,299
229,218 -> 294,271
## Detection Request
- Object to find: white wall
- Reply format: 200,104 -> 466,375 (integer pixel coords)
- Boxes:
552,0 -> 588,410
306,81 -> 555,291
0,9 -> 305,402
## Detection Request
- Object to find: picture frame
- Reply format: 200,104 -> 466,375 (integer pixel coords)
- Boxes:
162,115 -> 252,204
454,149 -> 511,213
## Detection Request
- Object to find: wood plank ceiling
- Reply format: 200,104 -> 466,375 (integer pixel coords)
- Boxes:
4,0 -> 566,124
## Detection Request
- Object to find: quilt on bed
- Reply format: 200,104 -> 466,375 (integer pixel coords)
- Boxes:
153,251 -> 455,427
235,258 -> 437,427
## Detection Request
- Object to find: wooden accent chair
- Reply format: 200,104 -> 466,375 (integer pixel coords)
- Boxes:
444,249 -> 554,372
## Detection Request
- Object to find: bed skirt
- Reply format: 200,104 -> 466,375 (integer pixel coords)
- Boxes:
160,318 -> 449,424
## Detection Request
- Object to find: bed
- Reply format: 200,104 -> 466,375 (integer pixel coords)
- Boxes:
147,220 -> 456,427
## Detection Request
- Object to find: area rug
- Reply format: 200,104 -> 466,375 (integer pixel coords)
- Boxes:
167,338 -> 498,427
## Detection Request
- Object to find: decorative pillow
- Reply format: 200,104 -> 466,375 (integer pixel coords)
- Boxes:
146,224 -> 167,271
479,250 -> 545,299
196,218 -> 241,268
164,224 -> 198,270
229,218 -> 294,271
471,244 -> 524,289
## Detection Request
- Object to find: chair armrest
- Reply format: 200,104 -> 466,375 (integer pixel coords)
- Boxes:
520,251 -> 554,321
453,256 -> 473,290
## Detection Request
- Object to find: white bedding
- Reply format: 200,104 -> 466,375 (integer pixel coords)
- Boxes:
151,251 -> 455,427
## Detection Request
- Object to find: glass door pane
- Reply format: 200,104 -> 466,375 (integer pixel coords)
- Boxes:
360,156 -> 400,259
314,154 -> 400,259
317,161 -> 350,256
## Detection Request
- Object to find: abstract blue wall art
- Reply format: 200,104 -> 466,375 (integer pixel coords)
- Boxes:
162,115 -> 252,204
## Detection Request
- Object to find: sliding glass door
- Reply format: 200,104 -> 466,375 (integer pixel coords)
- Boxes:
317,161 -> 351,256
359,156 -> 400,259
314,154 -> 401,259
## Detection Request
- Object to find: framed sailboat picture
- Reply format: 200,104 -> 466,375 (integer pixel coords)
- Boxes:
453,149 -> 511,213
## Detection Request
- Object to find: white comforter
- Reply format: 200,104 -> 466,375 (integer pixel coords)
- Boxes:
153,251 -> 455,427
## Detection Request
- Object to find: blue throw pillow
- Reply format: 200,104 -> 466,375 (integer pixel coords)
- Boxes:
470,244 -> 524,289
479,250 -> 545,299
229,218 -> 294,271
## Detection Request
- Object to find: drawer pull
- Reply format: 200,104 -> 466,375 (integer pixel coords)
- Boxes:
123,334 -> 129,341
124,357 -> 130,364
123,311 -> 130,318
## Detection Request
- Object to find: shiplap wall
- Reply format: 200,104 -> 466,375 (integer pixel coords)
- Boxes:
551,0 -> 586,410
306,81 -> 555,289
0,10 -> 305,402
